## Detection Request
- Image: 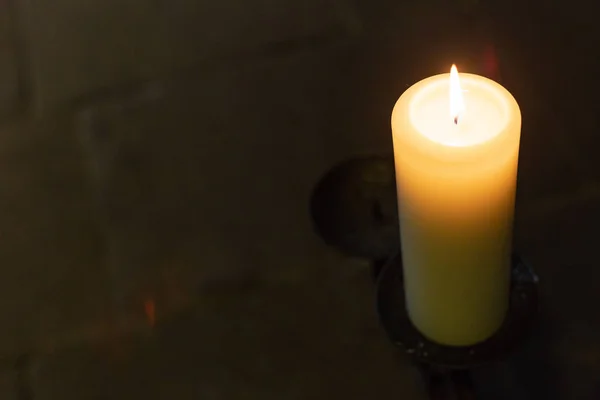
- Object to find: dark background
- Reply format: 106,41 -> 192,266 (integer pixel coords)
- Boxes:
0,0 -> 598,398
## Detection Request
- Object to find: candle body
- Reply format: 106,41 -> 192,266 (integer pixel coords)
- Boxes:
391,73 -> 521,346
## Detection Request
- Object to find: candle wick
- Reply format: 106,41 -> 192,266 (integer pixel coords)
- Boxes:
454,116 -> 458,125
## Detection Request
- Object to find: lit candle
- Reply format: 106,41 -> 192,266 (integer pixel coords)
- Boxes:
391,66 -> 521,346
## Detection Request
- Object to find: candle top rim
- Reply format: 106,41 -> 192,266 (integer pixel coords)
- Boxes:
404,72 -> 519,148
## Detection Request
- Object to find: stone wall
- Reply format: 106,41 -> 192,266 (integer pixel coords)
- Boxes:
0,0 -> 363,352
0,1 -> 370,398
0,0 -> 598,398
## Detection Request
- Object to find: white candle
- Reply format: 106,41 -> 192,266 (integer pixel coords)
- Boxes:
391,66 -> 521,346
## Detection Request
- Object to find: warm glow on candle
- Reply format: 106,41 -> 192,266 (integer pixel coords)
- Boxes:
449,65 -> 465,124
391,67 -> 521,346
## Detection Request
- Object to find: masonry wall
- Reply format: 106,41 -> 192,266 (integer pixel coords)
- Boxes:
0,0 -> 359,352
0,2 -> 371,398
0,0 -> 598,398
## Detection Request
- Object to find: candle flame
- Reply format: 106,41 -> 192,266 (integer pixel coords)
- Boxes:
450,65 -> 465,124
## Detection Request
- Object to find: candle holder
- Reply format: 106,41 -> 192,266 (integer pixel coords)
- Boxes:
310,155 -> 539,399
377,251 -> 538,369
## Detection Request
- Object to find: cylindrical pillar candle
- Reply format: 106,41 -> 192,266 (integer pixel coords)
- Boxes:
391,66 -> 521,346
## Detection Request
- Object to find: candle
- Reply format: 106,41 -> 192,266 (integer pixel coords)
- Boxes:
391,66 -> 521,346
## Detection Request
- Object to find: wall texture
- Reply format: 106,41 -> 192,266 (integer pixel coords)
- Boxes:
0,0 -> 598,398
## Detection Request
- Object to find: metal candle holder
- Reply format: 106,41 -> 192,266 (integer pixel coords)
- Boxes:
310,155 -> 539,399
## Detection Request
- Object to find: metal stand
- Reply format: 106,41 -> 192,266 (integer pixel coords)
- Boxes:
376,252 -> 538,398
310,155 -> 540,399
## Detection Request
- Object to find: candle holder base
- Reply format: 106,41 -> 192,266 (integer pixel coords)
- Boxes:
376,252 -> 539,370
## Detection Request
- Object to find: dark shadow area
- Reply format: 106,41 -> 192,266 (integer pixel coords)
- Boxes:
10,1 -> 600,399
